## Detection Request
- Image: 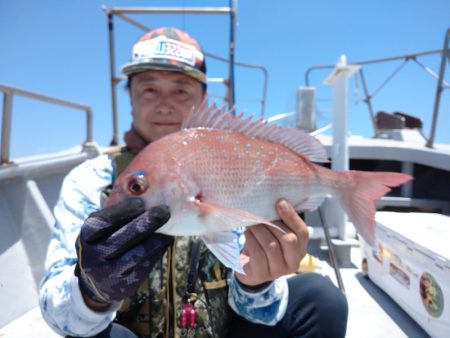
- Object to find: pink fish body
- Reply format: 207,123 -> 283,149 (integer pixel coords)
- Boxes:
107,105 -> 412,271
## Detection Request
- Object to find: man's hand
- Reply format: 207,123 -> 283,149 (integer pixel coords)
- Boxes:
75,198 -> 173,309
235,199 -> 308,287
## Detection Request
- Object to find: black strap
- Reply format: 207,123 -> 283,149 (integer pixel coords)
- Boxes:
114,293 -> 149,328
185,239 -> 202,299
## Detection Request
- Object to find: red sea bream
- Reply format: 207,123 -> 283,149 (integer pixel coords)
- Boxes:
106,105 -> 412,272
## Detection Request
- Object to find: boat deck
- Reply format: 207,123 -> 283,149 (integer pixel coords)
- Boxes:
309,244 -> 430,338
0,244 -> 431,338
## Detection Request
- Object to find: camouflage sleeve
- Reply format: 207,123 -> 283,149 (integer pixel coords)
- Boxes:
39,155 -> 120,336
227,273 -> 289,325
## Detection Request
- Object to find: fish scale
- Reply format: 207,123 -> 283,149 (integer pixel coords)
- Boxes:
175,129 -> 304,217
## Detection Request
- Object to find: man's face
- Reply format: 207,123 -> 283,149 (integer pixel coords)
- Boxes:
129,70 -> 205,143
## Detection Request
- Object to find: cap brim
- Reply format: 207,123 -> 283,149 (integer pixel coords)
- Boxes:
121,62 -> 206,84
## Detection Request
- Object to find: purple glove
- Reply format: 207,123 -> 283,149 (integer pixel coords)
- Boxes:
75,198 -> 173,305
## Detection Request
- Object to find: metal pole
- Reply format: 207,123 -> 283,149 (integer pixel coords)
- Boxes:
324,56 -> 360,241
358,68 -> 378,136
228,0 -> 236,111
107,7 -> 232,15
426,29 -> 450,148
0,85 -> 92,113
305,49 -> 443,86
85,107 -> 93,144
260,66 -> 268,118
107,13 -> 119,146
115,12 -> 153,32
331,61 -> 349,240
318,207 -> 346,294
1,92 -> 13,165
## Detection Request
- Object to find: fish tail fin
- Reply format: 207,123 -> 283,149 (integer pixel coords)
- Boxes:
337,171 -> 412,246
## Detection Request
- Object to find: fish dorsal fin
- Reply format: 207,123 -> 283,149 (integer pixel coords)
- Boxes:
182,102 -> 329,163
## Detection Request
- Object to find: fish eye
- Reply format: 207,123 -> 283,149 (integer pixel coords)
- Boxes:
127,172 -> 148,195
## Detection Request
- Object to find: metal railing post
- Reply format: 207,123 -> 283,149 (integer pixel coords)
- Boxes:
1,91 -> 13,165
427,29 -> 450,148
107,12 -> 119,146
228,0 -> 236,111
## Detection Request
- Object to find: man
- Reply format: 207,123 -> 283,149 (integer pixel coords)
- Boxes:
39,27 -> 348,338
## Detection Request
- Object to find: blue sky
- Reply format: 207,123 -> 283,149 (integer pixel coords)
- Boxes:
1,0 -> 449,158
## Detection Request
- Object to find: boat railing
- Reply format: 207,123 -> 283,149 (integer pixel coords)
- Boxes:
102,4 -> 268,146
0,86 -> 100,330
304,28 -> 450,149
0,83 -> 95,166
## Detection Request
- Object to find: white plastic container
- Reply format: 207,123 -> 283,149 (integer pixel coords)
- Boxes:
364,211 -> 450,338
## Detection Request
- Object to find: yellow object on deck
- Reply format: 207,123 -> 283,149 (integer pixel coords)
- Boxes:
298,253 -> 318,273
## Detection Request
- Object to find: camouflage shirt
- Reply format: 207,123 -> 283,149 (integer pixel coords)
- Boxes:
117,237 -> 232,338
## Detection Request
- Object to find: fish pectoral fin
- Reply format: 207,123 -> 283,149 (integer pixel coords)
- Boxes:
195,200 -> 285,234
201,232 -> 244,274
295,196 -> 326,212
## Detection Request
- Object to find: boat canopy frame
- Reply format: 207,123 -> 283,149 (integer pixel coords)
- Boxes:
304,28 -> 450,149
102,4 -> 269,146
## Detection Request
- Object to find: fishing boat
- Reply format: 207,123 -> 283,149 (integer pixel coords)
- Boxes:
0,4 -> 449,337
